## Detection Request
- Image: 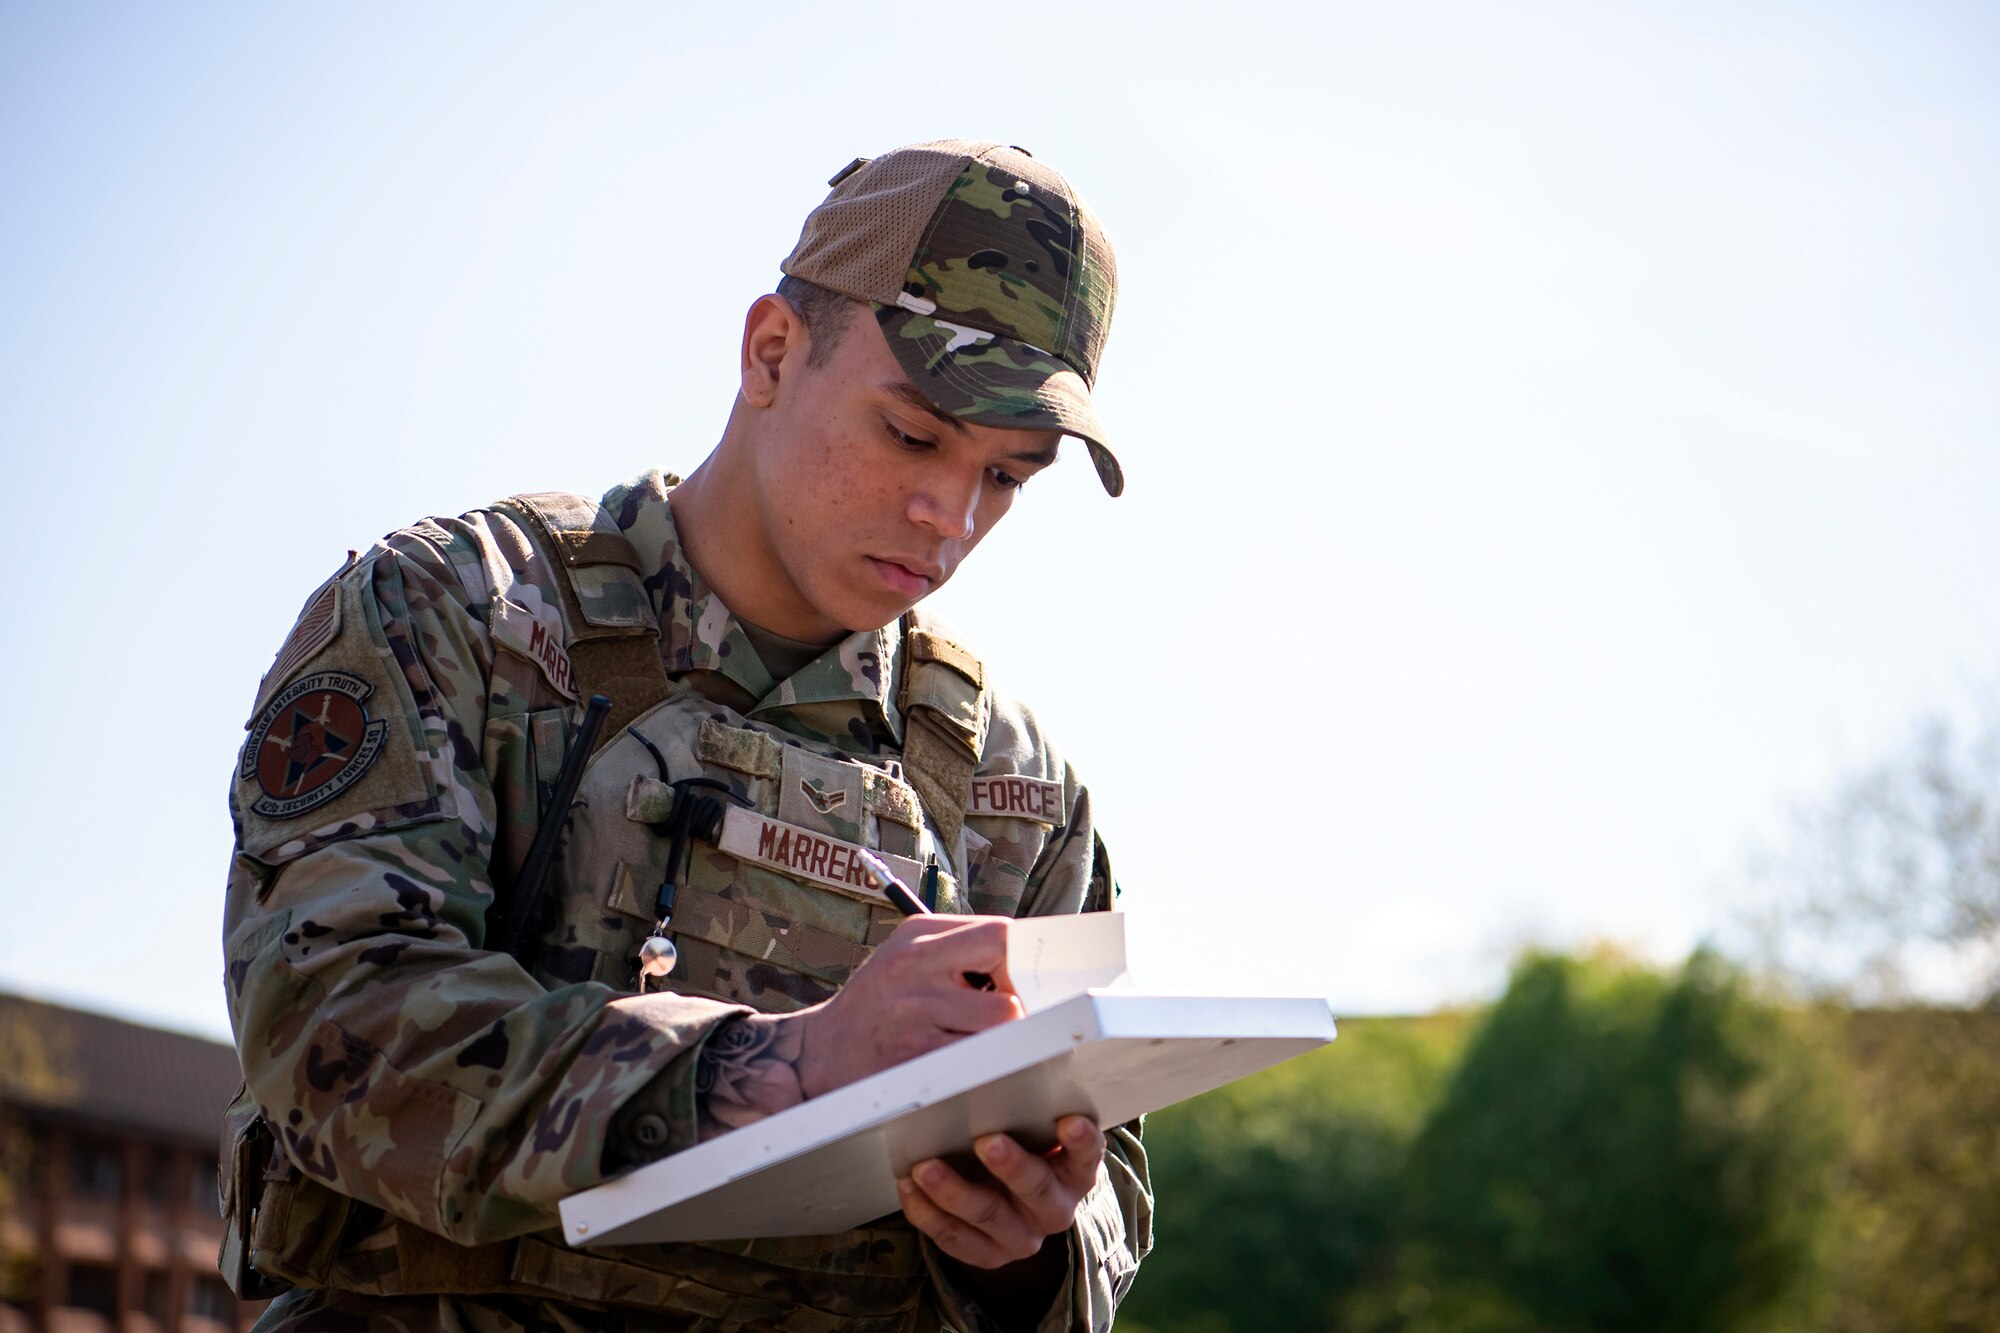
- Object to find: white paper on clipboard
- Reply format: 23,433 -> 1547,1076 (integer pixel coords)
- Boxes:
558,913 -> 1335,1247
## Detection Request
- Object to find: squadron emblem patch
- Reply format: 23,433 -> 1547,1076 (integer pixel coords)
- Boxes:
241,671 -> 390,819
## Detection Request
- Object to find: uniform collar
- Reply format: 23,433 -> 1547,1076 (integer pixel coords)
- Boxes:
604,469 -> 907,744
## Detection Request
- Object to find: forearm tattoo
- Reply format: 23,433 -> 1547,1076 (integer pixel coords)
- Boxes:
695,1014 -> 809,1141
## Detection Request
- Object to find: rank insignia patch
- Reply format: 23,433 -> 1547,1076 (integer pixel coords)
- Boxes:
240,671 -> 390,819
799,777 -> 848,815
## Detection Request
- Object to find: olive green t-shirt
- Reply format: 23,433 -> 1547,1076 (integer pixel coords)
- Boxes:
739,618 -> 843,683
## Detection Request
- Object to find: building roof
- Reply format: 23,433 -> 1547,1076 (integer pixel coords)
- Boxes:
0,993 -> 242,1147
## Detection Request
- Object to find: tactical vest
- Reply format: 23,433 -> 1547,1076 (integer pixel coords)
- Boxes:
490,492 -> 984,1006
222,491 -> 996,1329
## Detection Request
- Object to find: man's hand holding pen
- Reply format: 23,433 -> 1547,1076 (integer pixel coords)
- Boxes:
690,852 -> 1107,1283
849,852 -> 1109,1281
795,914 -> 1022,1097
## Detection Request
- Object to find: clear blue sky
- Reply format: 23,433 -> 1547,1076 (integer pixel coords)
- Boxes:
3,2 -> 1997,1039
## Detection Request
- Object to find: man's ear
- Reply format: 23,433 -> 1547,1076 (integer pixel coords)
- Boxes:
740,293 -> 806,409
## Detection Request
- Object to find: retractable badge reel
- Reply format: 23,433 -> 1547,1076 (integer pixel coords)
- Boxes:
626,728 -> 748,990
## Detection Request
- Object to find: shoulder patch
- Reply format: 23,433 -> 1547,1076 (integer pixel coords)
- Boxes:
967,773 -> 1065,825
240,671 -> 390,819
251,576 -> 342,716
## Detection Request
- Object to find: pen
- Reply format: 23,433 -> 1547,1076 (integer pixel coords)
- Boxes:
856,848 -> 931,917
856,849 -> 997,992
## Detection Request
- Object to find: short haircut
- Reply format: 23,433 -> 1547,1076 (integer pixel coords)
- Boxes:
776,274 -> 859,368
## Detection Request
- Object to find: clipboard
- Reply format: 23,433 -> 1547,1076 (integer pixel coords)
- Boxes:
559,915 -> 1336,1246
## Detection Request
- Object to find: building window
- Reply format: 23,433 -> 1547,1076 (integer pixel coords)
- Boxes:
145,1144 -> 178,1206
142,1270 -> 172,1323
188,1276 -> 235,1323
190,1158 -> 222,1217
70,1135 -> 124,1199
65,1262 -> 118,1317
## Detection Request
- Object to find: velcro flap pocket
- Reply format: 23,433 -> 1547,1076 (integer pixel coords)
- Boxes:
626,775 -> 675,825
667,886 -> 869,985
567,564 -> 653,629
697,718 -> 782,785
903,667 -> 985,752
864,768 -> 921,828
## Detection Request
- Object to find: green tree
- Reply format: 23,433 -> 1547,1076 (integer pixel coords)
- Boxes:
1732,697 -> 2000,1328
1119,1014 -> 1470,1333
1811,1007 -> 2000,1333
1350,950 -> 1842,1333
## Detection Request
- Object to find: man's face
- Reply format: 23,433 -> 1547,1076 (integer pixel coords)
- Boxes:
744,302 -> 1061,639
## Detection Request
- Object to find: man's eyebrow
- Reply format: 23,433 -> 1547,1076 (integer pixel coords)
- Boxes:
880,379 -> 1061,466
883,381 -> 971,436
1005,440 -> 1061,468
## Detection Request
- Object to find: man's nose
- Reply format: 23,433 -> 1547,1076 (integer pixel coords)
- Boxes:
907,469 -> 979,540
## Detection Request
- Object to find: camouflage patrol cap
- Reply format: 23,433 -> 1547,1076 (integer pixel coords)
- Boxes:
780,139 -> 1123,496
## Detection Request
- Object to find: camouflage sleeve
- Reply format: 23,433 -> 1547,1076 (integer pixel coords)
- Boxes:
222,522 -> 746,1246
927,729 -> 1154,1333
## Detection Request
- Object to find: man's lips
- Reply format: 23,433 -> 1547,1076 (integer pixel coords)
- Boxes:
867,556 -> 942,597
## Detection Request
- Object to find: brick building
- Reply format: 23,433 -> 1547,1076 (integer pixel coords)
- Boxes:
0,995 -> 265,1333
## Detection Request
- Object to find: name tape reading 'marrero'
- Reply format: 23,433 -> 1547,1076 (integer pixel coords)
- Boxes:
967,774 -> 1065,824
491,596 -> 578,700
717,806 -> 928,905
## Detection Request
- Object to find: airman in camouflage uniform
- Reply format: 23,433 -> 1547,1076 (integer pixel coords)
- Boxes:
221,141 -> 1147,1333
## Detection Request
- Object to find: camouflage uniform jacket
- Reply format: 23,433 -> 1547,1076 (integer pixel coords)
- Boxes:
222,468 -> 1151,1333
